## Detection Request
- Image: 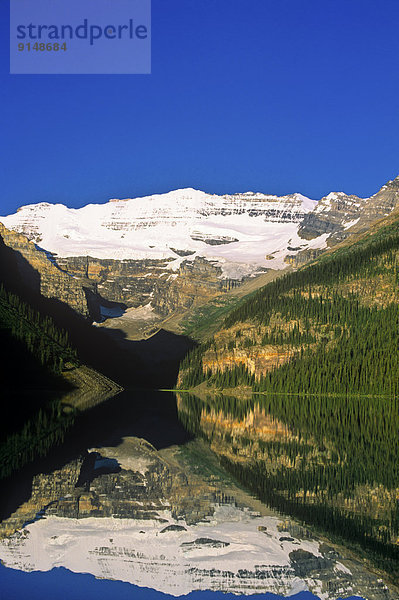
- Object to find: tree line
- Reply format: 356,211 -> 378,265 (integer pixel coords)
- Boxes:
179,218 -> 399,397
0,283 -> 79,479
0,284 -> 77,375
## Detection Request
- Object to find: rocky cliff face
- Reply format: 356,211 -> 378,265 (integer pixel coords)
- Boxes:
0,222 -> 245,324
54,255 -> 238,317
298,176 -> 399,245
152,257 -> 239,316
284,248 -> 324,267
178,320 -> 314,386
0,457 -> 84,540
0,223 -> 98,318
55,255 -> 174,310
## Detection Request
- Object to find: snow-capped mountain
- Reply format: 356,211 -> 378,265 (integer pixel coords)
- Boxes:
0,433 -> 394,600
1,179 -> 398,322
2,179 -> 399,276
0,188 -> 324,276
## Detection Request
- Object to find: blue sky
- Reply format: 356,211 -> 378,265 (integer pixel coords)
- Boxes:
1,0 -> 399,214
0,564 -> 363,600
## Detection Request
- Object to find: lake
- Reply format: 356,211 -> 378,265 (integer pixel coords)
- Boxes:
0,389 -> 397,600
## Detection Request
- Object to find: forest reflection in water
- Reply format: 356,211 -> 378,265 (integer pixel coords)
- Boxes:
176,390 -> 399,581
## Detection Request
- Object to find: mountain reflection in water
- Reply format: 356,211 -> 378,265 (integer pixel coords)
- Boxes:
0,390 -> 397,600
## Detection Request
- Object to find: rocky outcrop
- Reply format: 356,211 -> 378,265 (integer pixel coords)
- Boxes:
202,346 -> 293,379
284,248 -> 324,267
178,321 -> 308,386
0,458 -> 84,539
54,255 -> 240,318
153,257 -> 239,316
298,176 -> 399,245
298,191 -> 362,240
0,223 -> 99,318
55,255 -> 172,308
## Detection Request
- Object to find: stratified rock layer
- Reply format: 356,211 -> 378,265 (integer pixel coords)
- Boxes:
298,177 -> 399,244
0,223 -> 97,318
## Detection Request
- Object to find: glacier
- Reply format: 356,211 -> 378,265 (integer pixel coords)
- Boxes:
0,188 -> 327,277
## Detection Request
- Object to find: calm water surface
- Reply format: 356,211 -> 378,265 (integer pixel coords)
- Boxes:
1,389 -> 397,600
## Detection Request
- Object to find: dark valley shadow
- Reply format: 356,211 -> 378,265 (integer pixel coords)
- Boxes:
0,235 -> 196,389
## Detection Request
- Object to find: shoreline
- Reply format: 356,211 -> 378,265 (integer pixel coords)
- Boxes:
61,364 -> 124,412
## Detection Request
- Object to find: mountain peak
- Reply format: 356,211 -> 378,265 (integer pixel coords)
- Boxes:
0,187 -> 321,272
381,175 -> 399,187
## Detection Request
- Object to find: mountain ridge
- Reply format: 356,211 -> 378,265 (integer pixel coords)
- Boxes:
1,176 -> 399,335
2,177 -> 398,270
0,187 -> 321,275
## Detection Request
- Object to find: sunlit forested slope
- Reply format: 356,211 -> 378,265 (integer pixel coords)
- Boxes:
179,213 -> 399,396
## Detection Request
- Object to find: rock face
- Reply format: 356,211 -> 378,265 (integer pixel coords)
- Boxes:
0,223 -> 98,318
0,458 -> 84,540
298,177 -> 399,245
0,436 -> 397,599
178,321 -> 302,386
201,346 -> 294,379
284,248 -> 324,267
152,257 -> 239,316
54,255 -> 238,317
55,255 -> 173,310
